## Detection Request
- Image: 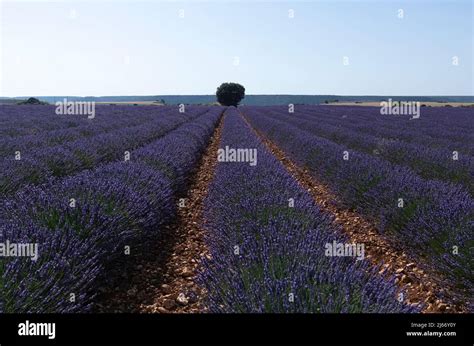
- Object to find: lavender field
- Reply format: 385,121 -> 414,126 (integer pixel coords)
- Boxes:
0,104 -> 472,313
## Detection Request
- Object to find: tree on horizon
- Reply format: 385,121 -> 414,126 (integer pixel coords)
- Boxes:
216,83 -> 245,107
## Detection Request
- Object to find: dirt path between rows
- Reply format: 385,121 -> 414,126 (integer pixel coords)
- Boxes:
96,115 -> 224,313
240,111 -> 467,313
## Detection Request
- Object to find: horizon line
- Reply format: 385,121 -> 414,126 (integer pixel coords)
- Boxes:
3,94 -> 474,98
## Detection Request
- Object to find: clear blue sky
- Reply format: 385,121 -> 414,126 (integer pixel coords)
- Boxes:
1,0 -> 472,96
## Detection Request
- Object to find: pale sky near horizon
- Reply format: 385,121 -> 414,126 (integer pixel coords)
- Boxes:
0,0 -> 472,97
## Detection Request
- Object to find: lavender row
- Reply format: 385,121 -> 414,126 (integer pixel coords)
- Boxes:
245,107 -> 473,194
299,105 -> 474,138
0,108 -> 222,312
198,108 -> 417,313
244,108 -> 473,298
0,107 -> 211,197
259,105 -> 474,154
0,105 -> 87,138
295,106 -> 474,155
0,105 -> 169,158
